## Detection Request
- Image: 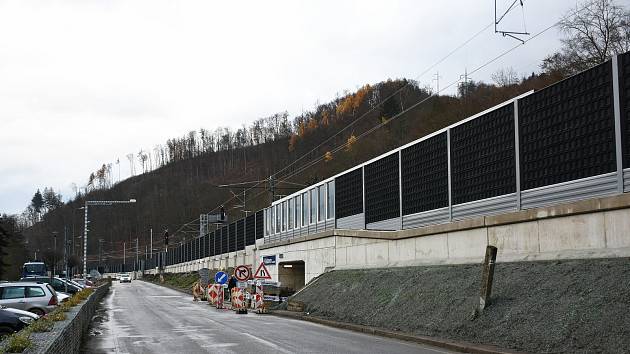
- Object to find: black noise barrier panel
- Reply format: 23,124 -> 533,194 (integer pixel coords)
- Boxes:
451,104 -> 516,204
229,223 -> 237,252
255,210 -> 264,239
401,132 -> 448,215
365,152 -> 400,224
620,52 -> 630,168
209,231 -> 215,257
335,168 -> 363,218
519,61 -> 616,189
220,227 -> 228,255
246,214 -> 256,245
237,219 -> 245,250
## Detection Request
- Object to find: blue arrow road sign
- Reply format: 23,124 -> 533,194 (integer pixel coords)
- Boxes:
215,271 -> 228,284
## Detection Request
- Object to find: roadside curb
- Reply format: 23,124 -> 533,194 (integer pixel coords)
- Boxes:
271,310 -> 523,354
140,279 -> 192,295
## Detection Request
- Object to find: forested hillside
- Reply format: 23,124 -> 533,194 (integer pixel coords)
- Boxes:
15,72 -> 561,273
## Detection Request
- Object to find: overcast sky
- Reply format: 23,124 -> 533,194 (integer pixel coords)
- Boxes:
0,0 -> 585,215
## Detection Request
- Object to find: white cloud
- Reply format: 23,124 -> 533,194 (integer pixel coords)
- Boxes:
0,0 -> 578,214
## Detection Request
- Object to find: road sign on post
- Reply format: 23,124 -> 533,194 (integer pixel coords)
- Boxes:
234,265 -> 251,281
254,262 -> 272,279
215,271 -> 228,285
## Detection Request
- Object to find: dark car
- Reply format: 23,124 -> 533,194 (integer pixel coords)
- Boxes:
0,308 -> 32,339
19,277 -> 81,295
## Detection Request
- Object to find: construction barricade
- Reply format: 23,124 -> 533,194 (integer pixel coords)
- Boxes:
216,286 -> 224,309
208,284 -> 219,306
231,288 -> 247,314
253,282 -> 267,314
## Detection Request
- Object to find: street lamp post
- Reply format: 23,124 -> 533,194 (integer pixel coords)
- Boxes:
83,199 -> 136,280
52,231 -> 58,278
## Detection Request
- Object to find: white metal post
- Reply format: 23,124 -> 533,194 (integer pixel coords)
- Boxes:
612,55 -> 624,194
83,204 -> 88,279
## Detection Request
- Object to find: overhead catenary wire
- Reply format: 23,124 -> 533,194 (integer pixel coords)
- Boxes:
110,3 -> 584,260
274,14 -> 569,186
181,17 -> 504,225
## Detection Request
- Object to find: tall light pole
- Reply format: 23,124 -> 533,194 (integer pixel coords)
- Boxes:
52,231 -> 58,278
83,199 -> 136,280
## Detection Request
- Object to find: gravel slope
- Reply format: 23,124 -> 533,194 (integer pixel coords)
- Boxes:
290,258 -> 630,353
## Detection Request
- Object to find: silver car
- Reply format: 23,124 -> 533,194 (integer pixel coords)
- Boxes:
0,282 -> 58,316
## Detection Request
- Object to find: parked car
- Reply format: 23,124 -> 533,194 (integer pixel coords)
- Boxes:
0,305 -> 39,320
119,273 -> 131,283
21,261 -> 47,278
56,292 -> 70,303
0,282 -> 58,316
19,277 -> 82,294
72,278 -> 93,288
116,273 -> 125,281
0,308 -> 33,339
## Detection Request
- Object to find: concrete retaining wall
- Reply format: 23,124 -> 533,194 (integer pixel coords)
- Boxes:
24,283 -> 111,354
157,194 -> 630,285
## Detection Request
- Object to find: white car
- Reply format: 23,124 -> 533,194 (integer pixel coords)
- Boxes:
0,305 -> 39,321
119,273 -> 131,283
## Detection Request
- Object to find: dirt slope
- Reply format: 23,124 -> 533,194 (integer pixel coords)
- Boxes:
290,258 -> 630,353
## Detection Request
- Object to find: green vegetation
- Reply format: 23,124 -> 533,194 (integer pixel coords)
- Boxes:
3,331 -> 32,353
0,287 -> 96,353
143,272 -> 201,292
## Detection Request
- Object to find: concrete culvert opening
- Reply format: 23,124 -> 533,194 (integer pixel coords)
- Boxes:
278,261 -> 305,292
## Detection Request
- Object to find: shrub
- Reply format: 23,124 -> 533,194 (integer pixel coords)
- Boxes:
4,331 -> 32,353
47,311 -> 66,322
28,318 -> 54,333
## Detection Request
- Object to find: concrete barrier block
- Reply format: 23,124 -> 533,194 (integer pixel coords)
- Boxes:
538,213 -> 606,252
447,228 -> 487,259
335,247 -> 347,266
488,221 -> 540,255
415,233 -> 449,260
346,245 -> 367,265
388,238 -> 416,262
604,209 -> 630,248
365,241 -> 389,265
336,236 -> 353,248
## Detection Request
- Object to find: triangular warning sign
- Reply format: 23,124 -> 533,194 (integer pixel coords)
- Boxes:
254,262 -> 272,279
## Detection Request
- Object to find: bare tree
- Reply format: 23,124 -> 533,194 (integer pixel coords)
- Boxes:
543,0 -> 630,75
492,67 -> 520,87
126,153 -> 135,176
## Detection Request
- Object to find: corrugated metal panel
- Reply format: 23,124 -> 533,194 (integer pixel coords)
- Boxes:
403,207 -> 450,229
452,193 -> 517,220
366,216 -> 400,231
326,219 -> 335,231
337,213 -> 364,229
625,169 -> 630,192
521,172 -> 618,209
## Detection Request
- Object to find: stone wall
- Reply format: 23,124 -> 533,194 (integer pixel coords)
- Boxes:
24,283 -> 110,354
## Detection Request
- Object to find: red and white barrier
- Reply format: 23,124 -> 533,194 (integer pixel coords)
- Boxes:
254,282 -> 267,314
231,288 -> 247,314
208,284 -> 219,306
215,286 -> 224,309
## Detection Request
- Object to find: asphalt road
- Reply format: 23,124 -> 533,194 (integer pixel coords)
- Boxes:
83,281 -> 454,354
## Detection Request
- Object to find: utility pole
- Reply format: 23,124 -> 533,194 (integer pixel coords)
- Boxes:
135,238 -> 139,273
63,227 -> 68,292
433,71 -> 442,94
98,239 -> 104,270
123,242 -> 126,272
52,231 -> 58,278
268,175 -> 275,203
150,228 -> 153,258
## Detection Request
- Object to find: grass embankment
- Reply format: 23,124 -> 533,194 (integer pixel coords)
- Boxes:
0,285 -> 100,353
142,272 -> 200,293
143,269 -> 233,293
290,258 -> 630,354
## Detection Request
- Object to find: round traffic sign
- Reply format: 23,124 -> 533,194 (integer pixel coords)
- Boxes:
234,265 -> 251,281
215,271 -> 228,284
